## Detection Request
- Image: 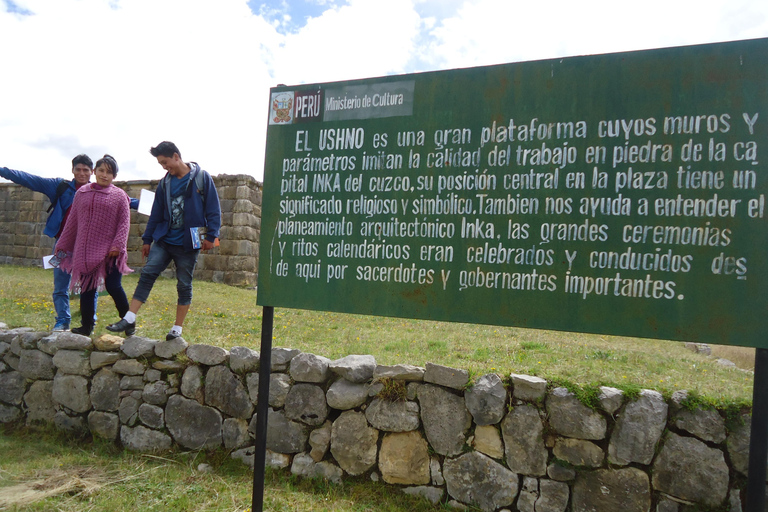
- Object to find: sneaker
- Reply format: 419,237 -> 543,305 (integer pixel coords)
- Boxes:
166,332 -> 181,341
71,326 -> 92,336
52,323 -> 70,332
106,319 -> 136,336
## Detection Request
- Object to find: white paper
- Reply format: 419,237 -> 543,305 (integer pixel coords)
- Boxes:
43,255 -> 54,269
138,189 -> 155,216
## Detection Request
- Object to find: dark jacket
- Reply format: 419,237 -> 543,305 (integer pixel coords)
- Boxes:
142,162 -> 222,251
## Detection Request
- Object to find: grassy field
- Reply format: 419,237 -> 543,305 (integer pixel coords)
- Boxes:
0,264 -> 754,404
0,263 -> 757,510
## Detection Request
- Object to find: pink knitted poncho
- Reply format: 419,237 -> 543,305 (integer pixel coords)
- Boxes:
56,183 -> 133,293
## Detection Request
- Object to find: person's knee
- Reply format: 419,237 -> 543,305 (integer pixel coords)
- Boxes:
177,284 -> 193,305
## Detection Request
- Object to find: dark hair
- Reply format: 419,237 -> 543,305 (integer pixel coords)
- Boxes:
150,141 -> 181,160
95,154 -> 119,177
71,154 -> 93,169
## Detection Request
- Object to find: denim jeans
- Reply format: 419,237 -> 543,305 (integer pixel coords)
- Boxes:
53,262 -> 99,327
79,266 -> 129,330
133,241 -> 199,306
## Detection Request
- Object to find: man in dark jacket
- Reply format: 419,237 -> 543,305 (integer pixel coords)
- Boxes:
0,155 -> 96,331
107,141 -> 221,340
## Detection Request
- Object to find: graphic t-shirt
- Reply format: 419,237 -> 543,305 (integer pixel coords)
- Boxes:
162,173 -> 191,246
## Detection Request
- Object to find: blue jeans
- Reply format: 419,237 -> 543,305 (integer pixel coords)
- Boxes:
53,266 -> 99,327
133,241 -> 199,306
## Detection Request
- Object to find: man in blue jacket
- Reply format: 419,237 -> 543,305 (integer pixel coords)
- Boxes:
107,141 -> 221,340
0,155 -> 97,331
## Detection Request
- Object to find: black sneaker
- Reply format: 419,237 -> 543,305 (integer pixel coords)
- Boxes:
71,326 -> 92,336
107,319 -> 136,336
166,332 -> 181,341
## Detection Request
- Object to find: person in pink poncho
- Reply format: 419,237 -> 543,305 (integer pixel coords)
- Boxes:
54,154 -> 133,336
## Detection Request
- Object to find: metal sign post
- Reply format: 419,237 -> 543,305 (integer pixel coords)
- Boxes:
746,348 -> 768,512
251,306 -> 274,512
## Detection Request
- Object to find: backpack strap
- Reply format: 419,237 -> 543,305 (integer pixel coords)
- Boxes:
46,180 -> 71,213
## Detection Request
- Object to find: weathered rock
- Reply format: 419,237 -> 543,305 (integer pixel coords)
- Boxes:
52,349 -> 91,376
118,395 -> 141,425
52,373 -> 91,413
187,344 -> 228,366
152,360 -> 186,372
553,438 -> 604,467
657,498 -> 680,512
465,373 -> 506,426
223,417 -> 250,450
291,453 -> 343,483
144,369 -> 162,382
0,370 -> 26,405
90,368 -> 120,411
120,375 -> 144,390
138,403 -> 165,429
231,447 -> 291,470
88,411 -> 119,439
142,380 -> 171,406
90,351 -> 123,370
424,362 -> 469,390
652,432 -> 729,508
0,403 -> 21,423
121,336 -> 156,359
205,365 -> 253,418
290,352 -> 331,383
472,425 -> 504,459
672,406 -> 726,444
309,420 -> 332,462
18,349 -> 56,380
571,468 -> 650,512
510,373 -> 547,402
3,352 -> 19,371
402,486 -> 444,505
608,389 -> 668,465
121,425 -> 172,452
379,431 -> 430,485
374,364 -> 425,381
24,380 -> 55,423
154,337 -> 188,359
326,378 -> 369,410
49,331 -> 93,350
246,372 -> 292,407
112,359 -> 146,376
271,347 -> 301,371
330,354 -> 376,383
727,413 -> 751,475
547,462 -> 576,482
537,479 -> 569,512
443,451 -> 519,512
181,365 -> 204,402
165,394 -> 222,450
252,408 -> 308,454
365,398 -> 420,432
598,386 -> 624,415
53,410 -> 87,432
93,334 -> 123,352
501,404 -> 548,476
229,346 -> 259,373
418,384 -> 472,456
546,387 -> 607,440
284,383 -> 328,426
331,410 -> 378,475
17,331 -> 48,349
430,456 -> 444,486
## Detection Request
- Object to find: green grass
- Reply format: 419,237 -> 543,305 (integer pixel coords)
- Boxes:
0,264 -> 753,405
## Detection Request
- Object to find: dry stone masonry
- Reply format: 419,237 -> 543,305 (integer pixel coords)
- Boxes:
0,174 -> 262,287
0,323 -> 763,512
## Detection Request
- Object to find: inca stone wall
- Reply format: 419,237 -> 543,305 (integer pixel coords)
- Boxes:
1,325 -> 763,512
0,174 -> 261,287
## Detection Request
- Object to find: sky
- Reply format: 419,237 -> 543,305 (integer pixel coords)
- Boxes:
0,0 -> 767,183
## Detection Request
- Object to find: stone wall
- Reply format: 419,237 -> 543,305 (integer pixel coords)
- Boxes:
0,325 -> 760,512
0,174 -> 262,287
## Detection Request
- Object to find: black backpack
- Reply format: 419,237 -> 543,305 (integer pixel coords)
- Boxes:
46,180 -> 71,213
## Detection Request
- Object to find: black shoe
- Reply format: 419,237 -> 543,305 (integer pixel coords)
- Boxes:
71,326 -> 92,336
107,319 -> 136,336
166,332 -> 180,341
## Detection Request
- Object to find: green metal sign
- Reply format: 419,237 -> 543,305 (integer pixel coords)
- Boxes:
258,38 -> 768,348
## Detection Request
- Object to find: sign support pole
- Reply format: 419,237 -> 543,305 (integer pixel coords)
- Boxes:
745,347 -> 768,512
251,306 -> 274,512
